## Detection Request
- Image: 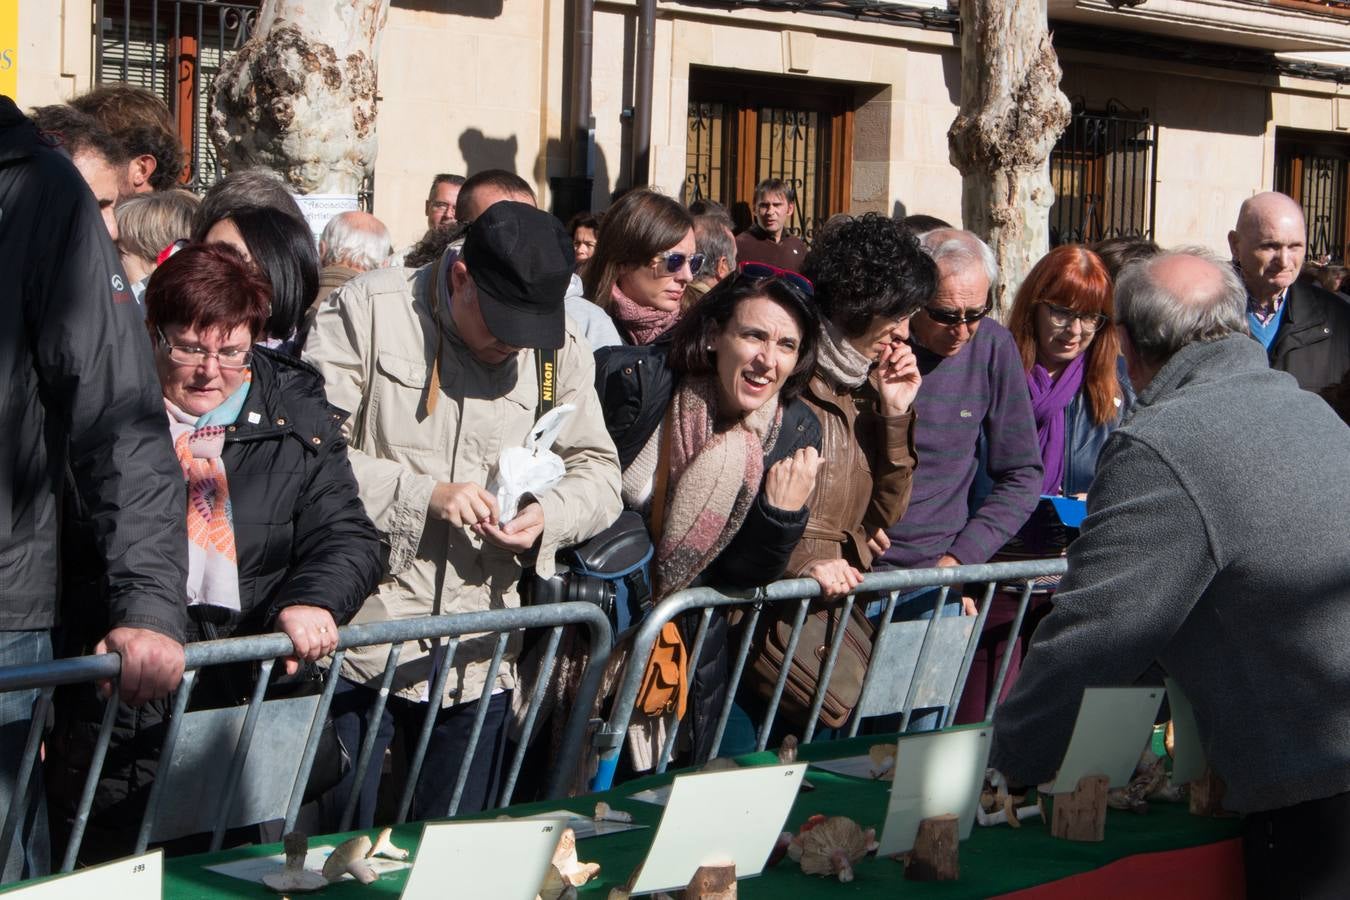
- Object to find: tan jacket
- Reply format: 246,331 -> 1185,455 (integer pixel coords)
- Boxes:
304,259 -> 622,706
787,372 -> 917,575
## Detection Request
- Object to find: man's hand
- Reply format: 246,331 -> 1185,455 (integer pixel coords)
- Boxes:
808,558 -> 865,599
764,447 -> 822,512
936,553 -> 961,568
876,340 -> 922,416
96,627 -> 185,707
430,481 -> 499,528
276,605 -> 339,676
476,502 -> 545,555
865,527 -> 891,558
934,554 -> 978,615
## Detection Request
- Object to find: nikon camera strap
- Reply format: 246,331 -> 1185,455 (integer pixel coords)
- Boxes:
535,346 -> 557,419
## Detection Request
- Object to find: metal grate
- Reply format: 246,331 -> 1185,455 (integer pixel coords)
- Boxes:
756,107 -> 827,242
1049,101 -> 1158,246
1275,140 -> 1348,263
685,100 -> 726,207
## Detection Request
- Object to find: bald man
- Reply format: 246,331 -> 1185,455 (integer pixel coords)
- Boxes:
992,247 -> 1350,898
1228,191 -> 1350,392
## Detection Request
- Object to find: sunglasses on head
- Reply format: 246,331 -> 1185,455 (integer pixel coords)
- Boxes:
737,261 -> 814,297
652,250 -> 706,277
923,304 -> 991,326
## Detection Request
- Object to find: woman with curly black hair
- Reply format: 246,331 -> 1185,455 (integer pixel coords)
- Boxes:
740,214 -> 937,731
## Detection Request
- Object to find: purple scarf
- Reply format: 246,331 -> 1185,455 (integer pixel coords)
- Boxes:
1028,353 -> 1086,495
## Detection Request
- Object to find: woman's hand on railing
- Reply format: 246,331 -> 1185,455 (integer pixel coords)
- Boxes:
807,558 -> 864,599
276,605 -> 340,676
763,446 -> 821,512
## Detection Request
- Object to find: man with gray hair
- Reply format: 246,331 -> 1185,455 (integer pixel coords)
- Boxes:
684,211 -> 737,306
992,248 -> 1350,897
315,210 -> 393,307
874,229 -> 1042,620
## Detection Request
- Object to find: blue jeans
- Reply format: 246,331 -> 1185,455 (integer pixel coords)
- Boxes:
0,631 -> 51,884
866,586 -> 963,733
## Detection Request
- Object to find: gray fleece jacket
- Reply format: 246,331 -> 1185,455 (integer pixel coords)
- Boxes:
992,334 -> 1350,814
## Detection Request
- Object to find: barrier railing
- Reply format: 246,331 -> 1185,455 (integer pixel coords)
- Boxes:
591,559 -> 1067,790
0,602 -> 612,873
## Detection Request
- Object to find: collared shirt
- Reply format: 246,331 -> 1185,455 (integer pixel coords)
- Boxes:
1247,288 -> 1288,351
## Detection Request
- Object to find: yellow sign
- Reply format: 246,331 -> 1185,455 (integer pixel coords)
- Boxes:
0,0 -> 16,100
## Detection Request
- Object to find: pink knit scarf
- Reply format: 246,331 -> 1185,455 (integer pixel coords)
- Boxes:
611,284 -> 681,346
654,376 -> 782,598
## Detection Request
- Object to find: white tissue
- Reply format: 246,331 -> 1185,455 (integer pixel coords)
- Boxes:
490,404 -> 576,523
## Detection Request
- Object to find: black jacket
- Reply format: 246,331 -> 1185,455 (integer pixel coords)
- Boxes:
1268,281 -> 1350,394
64,347 -> 383,644
594,342 -> 822,590
0,96 -> 187,637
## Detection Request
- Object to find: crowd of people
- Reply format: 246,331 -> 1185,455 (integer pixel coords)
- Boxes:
5,84 -> 1350,896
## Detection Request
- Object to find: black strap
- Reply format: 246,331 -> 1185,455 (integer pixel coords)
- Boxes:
536,346 -> 557,419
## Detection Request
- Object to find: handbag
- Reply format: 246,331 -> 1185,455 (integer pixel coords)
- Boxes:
746,598 -> 875,730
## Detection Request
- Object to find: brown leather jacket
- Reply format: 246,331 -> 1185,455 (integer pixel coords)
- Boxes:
787,371 -> 917,576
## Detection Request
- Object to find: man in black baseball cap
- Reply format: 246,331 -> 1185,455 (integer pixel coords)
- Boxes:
454,200 -> 573,355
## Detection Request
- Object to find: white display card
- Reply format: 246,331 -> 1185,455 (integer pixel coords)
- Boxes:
6,850 -> 160,897
1165,678 -> 1208,785
629,763 -> 806,896
1046,686 -> 1164,793
874,726 -> 992,857
400,817 -> 569,900
204,844 -> 411,884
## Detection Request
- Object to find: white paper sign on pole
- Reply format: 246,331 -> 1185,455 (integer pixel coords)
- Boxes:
293,193 -> 359,242
399,817 -> 568,900
875,725 -> 992,857
6,850 -> 160,897
1046,686 -> 1164,793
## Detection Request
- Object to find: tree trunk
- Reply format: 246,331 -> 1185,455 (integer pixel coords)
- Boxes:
948,0 -> 1071,316
208,0 -> 390,195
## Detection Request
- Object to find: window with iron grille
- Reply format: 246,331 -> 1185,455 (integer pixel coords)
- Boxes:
1048,100 -> 1158,246
1274,128 -> 1350,264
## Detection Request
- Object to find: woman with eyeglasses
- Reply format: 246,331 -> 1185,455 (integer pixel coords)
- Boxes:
594,269 -> 822,767
48,242 -> 381,862
952,244 -> 1134,724
583,189 -> 704,345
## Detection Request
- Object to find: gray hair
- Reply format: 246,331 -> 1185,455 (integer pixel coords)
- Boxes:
692,213 -> 735,284
918,228 -> 999,286
1114,245 -> 1248,366
191,167 -> 306,241
115,188 -> 198,265
319,211 -> 393,270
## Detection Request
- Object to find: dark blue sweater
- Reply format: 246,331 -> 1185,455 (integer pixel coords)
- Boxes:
877,320 -> 1043,569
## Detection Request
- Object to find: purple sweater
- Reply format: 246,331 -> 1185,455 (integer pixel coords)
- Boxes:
878,319 -> 1043,570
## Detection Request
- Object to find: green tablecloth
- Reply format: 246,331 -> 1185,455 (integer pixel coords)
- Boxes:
150,734 -> 1240,899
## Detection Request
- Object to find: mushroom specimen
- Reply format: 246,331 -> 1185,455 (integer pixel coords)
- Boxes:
551,827 -> 602,887
367,827 -> 408,861
593,801 -> 633,824
322,834 -> 377,884
789,816 -> 877,883
261,832 -> 328,893
868,744 -> 897,781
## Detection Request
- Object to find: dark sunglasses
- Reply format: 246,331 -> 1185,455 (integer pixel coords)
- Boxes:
652,250 -> 706,277
738,261 -> 814,298
923,303 -> 991,327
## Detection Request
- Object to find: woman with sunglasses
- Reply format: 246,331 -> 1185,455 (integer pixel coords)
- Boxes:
953,244 -> 1133,724
48,243 -> 382,862
594,270 -> 822,767
584,189 -> 704,345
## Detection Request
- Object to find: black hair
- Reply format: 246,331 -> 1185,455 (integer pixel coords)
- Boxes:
226,206 -> 320,341
28,105 -> 126,165
802,213 -> 937,338
668,272 -> 820,402
567,211 -> 600,235
1090,236 -> 1162,281
753,178 -> 796,205
191,167 -> 308,241
456,169 -> 535,223
900,213 -> 952,233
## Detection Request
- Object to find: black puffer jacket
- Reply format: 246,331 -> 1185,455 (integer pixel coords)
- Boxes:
595,342 -> 821,761
1268,281 -> 1350,394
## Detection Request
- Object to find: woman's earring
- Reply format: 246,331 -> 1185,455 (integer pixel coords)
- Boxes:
706,344 -> 714,352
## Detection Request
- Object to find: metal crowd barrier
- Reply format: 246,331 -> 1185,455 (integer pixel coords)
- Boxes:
0,602 -> 612,874
592,559 -> 1067,790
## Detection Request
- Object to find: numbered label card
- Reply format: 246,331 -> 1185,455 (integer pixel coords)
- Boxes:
1165,678 -> 1208,784
6,851 -> 160,897
1047,686 -> 1164,793
630,763 -> 806,896
400,817 -> 568,900
875,725 -> 992,857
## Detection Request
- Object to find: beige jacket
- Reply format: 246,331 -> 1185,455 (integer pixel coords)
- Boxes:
304,258 -> 622,707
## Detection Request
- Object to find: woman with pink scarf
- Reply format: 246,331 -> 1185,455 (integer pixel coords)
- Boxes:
583,189 -> 703,345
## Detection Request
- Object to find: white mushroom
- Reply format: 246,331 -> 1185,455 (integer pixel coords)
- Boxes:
261,832 -> 328,894
550,828 -> 602,887
322,834 -> 376,884
593,801 -> 633,824
367,827 -> 408,861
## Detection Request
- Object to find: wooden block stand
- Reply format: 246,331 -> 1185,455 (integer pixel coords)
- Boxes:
905,813 -> 960,882
1048,774 -> 1109,842
1189,767 -> 1236,818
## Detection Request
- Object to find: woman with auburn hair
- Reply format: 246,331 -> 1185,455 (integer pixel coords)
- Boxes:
583,189 -> 702,345
956,244 -> 1134,724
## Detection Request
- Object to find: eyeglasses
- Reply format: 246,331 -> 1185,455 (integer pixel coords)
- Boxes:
738,261 -> 814,298
427,201 -> 453,214
923,304 -> 991,327
157,328 -> 253,370
1042,302 -> 1108,333
651,250 -> 706,277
